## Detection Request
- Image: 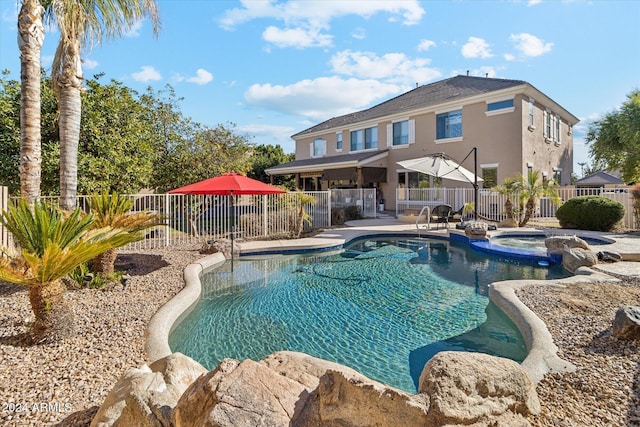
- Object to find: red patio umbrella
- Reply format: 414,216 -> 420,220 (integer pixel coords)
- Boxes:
169,172 -> 286,271
168,172 -> 286,195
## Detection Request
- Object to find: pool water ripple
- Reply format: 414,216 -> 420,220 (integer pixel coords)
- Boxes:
169,238 -> 568,392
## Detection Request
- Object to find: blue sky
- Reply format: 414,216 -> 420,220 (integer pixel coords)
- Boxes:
1,0 -> 639,175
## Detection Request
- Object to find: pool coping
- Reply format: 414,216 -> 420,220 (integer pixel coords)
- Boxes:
145,226 -> 632,385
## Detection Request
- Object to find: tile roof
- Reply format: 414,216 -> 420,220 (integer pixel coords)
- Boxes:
575,170 -> 624,186
266,149 -> 388,173
293,75 -> 528,138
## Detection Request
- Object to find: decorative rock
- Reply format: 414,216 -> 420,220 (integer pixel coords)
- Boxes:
562,246 -> 598,273
598,250 -> 623,262
90,353 -> 207,427
498,218 -> 519,228
465,221 -> 489,238
171,358 -> 307,427
545,235 -> 589,254
201,239 -> 239,259
612,306 -> 640,340
418,351 -> 540,426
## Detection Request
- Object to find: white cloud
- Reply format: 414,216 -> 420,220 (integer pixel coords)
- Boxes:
503,53 -> 516,62
417,39 -> 436,51
83,58 -> 98,69
124,21 -> 143,37
509,33 -> 553,57
330,50 -> 441,85
186,68 -> 213,85
220,0 -> 425,30
528,0 -> 542,6
461,37 -> 493,59
244,76 -> 401,121
351,27 -> 366,40
131,65 -> 161,82
237,123 -> 296,143
263,25 -> 333,48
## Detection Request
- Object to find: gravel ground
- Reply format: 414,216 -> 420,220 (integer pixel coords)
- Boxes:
1,244 -> 639,426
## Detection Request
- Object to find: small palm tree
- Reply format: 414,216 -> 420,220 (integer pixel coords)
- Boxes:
293,192 -> 316,238
88,193 -> 162,276
0,199 -> 139,342
493,176 -> 520,221
514,170 -> 561,227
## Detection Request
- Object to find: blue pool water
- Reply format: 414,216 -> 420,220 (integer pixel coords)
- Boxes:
169,237 -> 569,392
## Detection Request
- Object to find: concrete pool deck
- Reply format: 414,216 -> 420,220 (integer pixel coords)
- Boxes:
146,216 -> 640,384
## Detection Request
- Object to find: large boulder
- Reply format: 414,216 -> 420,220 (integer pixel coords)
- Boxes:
90,353 -> 207,427
545,235 -> 590,254
419,351 -> 540,426
465,221 -> 489,238
562,246 -> 598,273
171,358 -> 308,427
612,306 -> 640,340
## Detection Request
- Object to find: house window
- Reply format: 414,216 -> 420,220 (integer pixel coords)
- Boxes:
528,98 -> 535,127
544,110 -> 551,140
436,110 -> 462,139
393,121 -> 409,146
336,132 -> 343,151
482,167 -> 497,189
553,169 -> 562,184
350,130 -> 362,151
487,99 -> 514,111
365,127 -> 378,149
554,115 -> 561,144
351,126 -> 377,151
311,138 -> 326,157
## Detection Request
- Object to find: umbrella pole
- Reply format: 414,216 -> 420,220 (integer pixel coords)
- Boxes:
231,194 -> 235,272
473,147 -> 478,220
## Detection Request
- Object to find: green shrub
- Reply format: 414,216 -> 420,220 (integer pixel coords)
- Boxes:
556,196 -> 625,231
344,205 -> 363,221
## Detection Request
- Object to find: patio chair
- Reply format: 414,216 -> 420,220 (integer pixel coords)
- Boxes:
430,204 -> 454,229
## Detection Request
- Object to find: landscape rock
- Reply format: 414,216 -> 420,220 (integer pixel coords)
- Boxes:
562,246 -> 598,273
90,353 -> 207,427
418,351 -> 540,426
465,221 -> 489,238
545,235 -> 590,254
598,250 -> 623,262
612,306 -> 640,340
498,218 -> 519,228
201,238 -> 239,258
171,358 -> 308,427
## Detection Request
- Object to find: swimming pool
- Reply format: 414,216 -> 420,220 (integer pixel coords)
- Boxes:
169,237 -> 569,392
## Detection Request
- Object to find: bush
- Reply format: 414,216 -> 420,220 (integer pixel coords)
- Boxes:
556,196 -> 625,231
344,205 -> 363,221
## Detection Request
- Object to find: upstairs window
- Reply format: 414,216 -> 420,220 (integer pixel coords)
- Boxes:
336,132 -> 343,151
350,126 -> 377,151
487,99 -> 514,111
436,110 -> 462,139
393,120 -> 409,145
311,138 -> 326,157
482,167 -> 498,189
544,110 -> 551,140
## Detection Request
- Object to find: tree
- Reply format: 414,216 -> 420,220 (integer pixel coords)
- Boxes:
0,199 -> 139,342
586,89 -> 640,183
88,192 -> 161,275
17,0 -> 46,205
248,144 -> 295,189
514,170 -> 561,227
46,0 -> 160,209
151,123 -> 254,192
492,176 -> 520,223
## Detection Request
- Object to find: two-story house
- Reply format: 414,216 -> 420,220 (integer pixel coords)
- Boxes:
266,75 -> 579,211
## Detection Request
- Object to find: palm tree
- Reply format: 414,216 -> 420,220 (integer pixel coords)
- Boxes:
46,0 -> 160,210
515,170 -> 561,227
492,176 -> 520,222
0,199 -> 139,342
294,192 -> 316,238
88,192 -> 162,276
18,0 -> 47,205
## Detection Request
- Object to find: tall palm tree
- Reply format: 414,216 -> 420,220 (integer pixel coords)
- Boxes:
515,170 -> 561,227
88,192 -> 162,275
492,176 -> 520,222
46,0 -> 160,210
0,199 -> 139,342
18,0 -> 47,205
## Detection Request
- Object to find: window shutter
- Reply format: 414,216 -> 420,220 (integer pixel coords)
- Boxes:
387,124 -> 392,147
310,142 -> 313,157
322,139 -> 327,155
543,111 -> 548,138
408,119 -> 415,144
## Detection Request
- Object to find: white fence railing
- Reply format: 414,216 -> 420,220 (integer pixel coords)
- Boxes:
3,189 -> 378,251
396,186 -> 636,229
